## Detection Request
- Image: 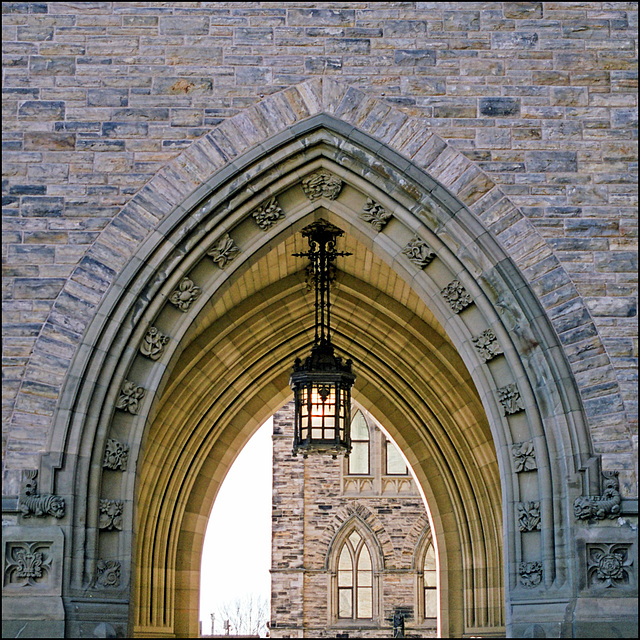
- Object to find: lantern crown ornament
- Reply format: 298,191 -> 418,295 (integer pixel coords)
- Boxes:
290,219 -> 356,458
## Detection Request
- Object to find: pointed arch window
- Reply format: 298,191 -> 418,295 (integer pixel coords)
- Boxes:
423,542 -> 437,618
337,530 -> 373,619
347,411 -> 370,475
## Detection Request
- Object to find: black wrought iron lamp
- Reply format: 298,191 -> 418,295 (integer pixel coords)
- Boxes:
290,219 -> 356,458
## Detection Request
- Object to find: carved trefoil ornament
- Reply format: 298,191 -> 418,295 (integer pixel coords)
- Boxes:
207,233 -> 240,268
360,198 -> 392,231
301,170 -> 343,201
103,438 -> 129,471
18,470 -> 65,519
512,440 -> 537,473
441,279 -> 472,313
99,499 -> 124,531
169,276 -> 201,311
115,380 -> 145,415
519,561 -> 543,588
498,383 -> 525,415
95,560 -> 121,588
587,543 -> 633,588
140,326 -> 169,360
402,235 -> 437,269
472,328 -> 503,362
574,470 -> 622,521
252,196 -> 284,230
4,541 -> 53,587
518,501 -> 541,532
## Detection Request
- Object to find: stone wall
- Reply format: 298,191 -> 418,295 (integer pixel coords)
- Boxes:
2,3 -> 637,494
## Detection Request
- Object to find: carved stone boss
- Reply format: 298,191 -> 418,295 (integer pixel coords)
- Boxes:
472,328 -> 503,362
519,561 -> 543,588
498,383 -> 525,415
512,440 -> 537,473
301,170 -> 343,200
360,198 -> 392,231
574,470 -> 622,521
518,501 -> 541,532
252,196 -> 284,230
207,233 -> 240,268
140,326 -> 169,360
115,380 -> 145,415
402,235 -> 437,268
18,470 -> 65,519
441,279 -> 472,313
587,543 -> 633,588
169,276 -> 201,311
103,438 -> 129,471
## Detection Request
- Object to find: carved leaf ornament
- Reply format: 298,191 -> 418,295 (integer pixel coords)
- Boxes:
4,542 -> 53,587
115,380 -> 145,415
207,233 -> 240,268
252,196 -> 284,230
441,279 -> 472,313
360,198 -> 392,231
169,276 -> 201,311
402,235 -> 437,268
139,326 -> 169,360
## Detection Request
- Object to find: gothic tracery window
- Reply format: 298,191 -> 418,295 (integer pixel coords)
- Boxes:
337,530 -> 373,619
423,542 -> 437,618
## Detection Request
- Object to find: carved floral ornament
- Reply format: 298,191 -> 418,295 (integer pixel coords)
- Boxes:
4,541 -> 53,587
574,470 -> 622,521
512,440 -> 537,473
99,499 -> 124,531
301,170 -> 343,201
440,279 -> 472,313
472,328 -> 503,363
360,198 -> 392,231
252,196 -> 284,230
139,326 -> 169,360
103,438 -> 129,471
169,276 -> 201,312
518,501 -> 541,532
497,383 -> 525,415
587,543 -> 633,588
95,560 -> 121,588
402,235 -> 437,269
115,380 -> 145,415
519,561 -> 543,588
207,233 -> 240,268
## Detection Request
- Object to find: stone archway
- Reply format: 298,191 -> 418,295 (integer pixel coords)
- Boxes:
12,80 -> 631,638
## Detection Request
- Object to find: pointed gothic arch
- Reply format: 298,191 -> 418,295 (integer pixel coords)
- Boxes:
9,79 -> 630,638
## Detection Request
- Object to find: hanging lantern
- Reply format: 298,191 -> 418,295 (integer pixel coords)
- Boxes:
290,220 -> 356,458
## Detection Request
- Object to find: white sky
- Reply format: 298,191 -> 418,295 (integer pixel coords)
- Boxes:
199,417 -> 273,636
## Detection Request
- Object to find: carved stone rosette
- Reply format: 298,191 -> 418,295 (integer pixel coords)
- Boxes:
95,560 -> 121,588
518,501 -> 541,532
497,383 -> 525,415
360,198 -> 392,231
252,196 -> 284,230
472,328 -> 503,362
301,170 -> 343,200
4,541 -> 53,587
574,470 -> 622,521
441,279 -> 472,313
115,380 -> 145,415
207,233 -> 240,268
103,438 -> 129,471
587,543 -> 633,588
169,276 -> 202,311
512,440 -> 537,473
519,561 -> 543,588
402,235 -> 437,268
99,499 -> 124,531
139,326 -> 169,360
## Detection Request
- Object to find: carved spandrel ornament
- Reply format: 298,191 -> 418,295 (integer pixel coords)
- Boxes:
169,276 -> 202,311
99,499 -> 124,531
103,438 -> 129,471
519,561 -> 543,588
252,196 -> 284,230
587,543 -> 633,588
4,541 -> 53,587
574,470 -> 622,521
472,328 -> 503,362
402,235 -> 437,268
498,383 -> 525,415
18,469 -> 65,519
512,440 -> 537,473
360,198 -> 392,231
441,279 -> 472,313
518,501 -> 541,532
301,170 -> 343,201
207,233 -> 240,268
139,326 -> 169,360
95,559 -> 121,588
115,380 -> 145,415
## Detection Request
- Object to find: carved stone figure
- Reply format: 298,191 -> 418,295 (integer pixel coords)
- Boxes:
207,233 -> 240,268
95,560 -> 121,588
587,543 -> 632,588
301,170 -> 343,200
99,499 -> 124,531
519,561 -> 543,588
103,438 -> 129,471
402,235 -> 437,268
18,469 -> 65,519
360,198 -> 392,231
472,328 -> 503,362
252,196 -> 284,230
512,441 -> 537,473
4,542 -> 52,587
115,380 -> 145,415
139,326 -> 169,360
574,470 -> 622,520
498,383 -> 525,415
441,279 -> 472,313
518,501 -> 541,532
169,276 -> 202,311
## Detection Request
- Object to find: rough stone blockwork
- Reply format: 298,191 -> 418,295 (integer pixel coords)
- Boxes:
2,2 -> 637,493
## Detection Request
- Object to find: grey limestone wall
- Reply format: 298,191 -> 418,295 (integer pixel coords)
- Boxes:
2,2 -> 638,494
